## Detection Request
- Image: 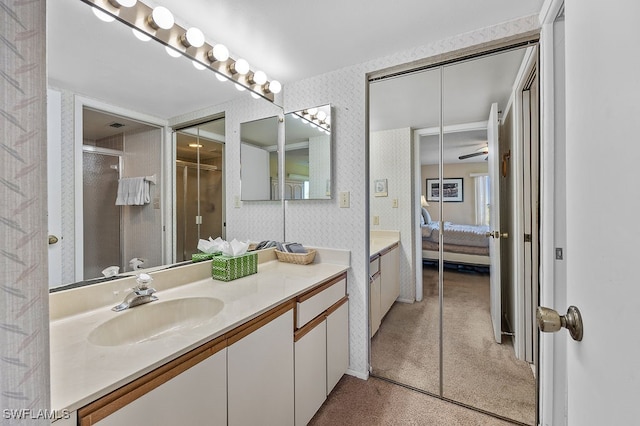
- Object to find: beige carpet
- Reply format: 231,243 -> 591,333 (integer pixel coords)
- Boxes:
370,265 -> 536,425
309,375 -> 516,426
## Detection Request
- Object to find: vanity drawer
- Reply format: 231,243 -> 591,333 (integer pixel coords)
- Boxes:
297,274 -> 346,329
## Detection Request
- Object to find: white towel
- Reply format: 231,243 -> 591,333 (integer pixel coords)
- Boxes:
116,177 -> 150,206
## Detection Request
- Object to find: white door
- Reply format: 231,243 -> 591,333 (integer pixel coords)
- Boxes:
47,89 -> 62,287
561,1 -> 640,424
487,102 -> 501,343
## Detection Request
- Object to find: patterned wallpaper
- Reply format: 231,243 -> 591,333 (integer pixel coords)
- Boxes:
370,128 -> 415,302
1,1 -> 50,424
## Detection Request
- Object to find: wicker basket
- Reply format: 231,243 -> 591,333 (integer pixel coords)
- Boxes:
274,249 -> 316,265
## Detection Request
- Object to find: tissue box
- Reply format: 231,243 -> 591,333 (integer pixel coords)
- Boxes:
211,252 -> 258,281
191,252 -> 221,263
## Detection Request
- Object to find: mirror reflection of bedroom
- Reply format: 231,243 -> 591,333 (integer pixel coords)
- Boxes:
369,44 -> 539,425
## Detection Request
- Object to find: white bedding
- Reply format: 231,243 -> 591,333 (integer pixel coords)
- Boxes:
421,221 -> 490,248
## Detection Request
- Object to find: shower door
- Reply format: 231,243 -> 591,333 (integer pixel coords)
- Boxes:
83,150 -> 121,279
176,117 -> 225,261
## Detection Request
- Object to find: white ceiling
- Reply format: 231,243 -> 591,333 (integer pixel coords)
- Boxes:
48,0 -> 543,121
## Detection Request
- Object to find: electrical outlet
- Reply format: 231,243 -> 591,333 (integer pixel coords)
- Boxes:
373,216 -> 379,225
339,191 -> 350,208
392,198 -> 398,208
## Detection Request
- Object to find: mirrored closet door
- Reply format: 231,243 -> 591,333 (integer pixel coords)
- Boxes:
369,45 -> 539,425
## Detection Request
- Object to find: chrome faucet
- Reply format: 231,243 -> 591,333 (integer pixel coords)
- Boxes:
112,273 -> 158,312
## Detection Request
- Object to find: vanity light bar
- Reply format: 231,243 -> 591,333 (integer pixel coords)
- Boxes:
82,0 -> 281,102
295,111 -> 331,132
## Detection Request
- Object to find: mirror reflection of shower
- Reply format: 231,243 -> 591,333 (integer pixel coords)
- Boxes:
175,117 -> 226,261
82,107 -> 163,280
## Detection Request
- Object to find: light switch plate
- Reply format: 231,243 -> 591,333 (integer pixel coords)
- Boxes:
392,198 -> 398,208
373,216 -> 379,225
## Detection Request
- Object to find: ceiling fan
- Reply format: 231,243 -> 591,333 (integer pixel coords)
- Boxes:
458,145 -> 489,160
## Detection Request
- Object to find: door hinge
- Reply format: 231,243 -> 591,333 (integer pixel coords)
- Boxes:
524,233 -> 532,242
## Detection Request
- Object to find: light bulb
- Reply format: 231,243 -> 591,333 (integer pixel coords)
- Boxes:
92,8 -> 115,22
192,60 -> 206,70
210,44 -> 229,62
252,70 -> 267,85
233,59 -> 250,75
132,28 -> 151,41
165,46 -> 181,58
149,6 -> 174,30
183,27 -> 205,48
266,80 -> 281,94
235,83 -> 246,91
317,111 -> 327,121
109,0 -> 136,7
308,107 -> 318,116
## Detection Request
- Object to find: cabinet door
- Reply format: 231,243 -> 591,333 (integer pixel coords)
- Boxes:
380,245 -> 400,315
95,349 -> 227,426
228,308 -> 294,426
326,299 -> 349,394
295,319 -> 327,426
370,273 -> 381,337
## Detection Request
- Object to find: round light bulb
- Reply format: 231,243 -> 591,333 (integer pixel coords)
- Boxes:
192,60 -> 206,70
150,6 -> 174,30
211,44 -> 229,61
109,0 -> 137,7
165,45 -> 181,58
252,70 -> 267,85
308,107 -> 318,116
92,8 -> 115,22
184,27 -> 205,48
317,111 -> 327,121
234,59 -> 250,75
267,80 -> 281,94
132,28 -> 151,41
215,73 -> 228,82
234,83 -> 246,91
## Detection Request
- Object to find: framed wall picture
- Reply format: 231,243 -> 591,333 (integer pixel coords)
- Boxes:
374,179 -> 388,197
426,178 -> 463,202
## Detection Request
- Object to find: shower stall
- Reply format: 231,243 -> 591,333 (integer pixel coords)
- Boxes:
175,117 -> 225,261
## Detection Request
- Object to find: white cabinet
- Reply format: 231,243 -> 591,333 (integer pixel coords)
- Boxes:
228,305 -> 294,426
83,338 -> 227,426
369,269 -> 381,338
370,243 -> 400,338
295,318 -> 327,426
380,244 -> 400,315
326,299 -> 349,393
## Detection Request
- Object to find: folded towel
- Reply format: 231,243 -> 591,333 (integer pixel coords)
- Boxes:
116,177 -> 150,206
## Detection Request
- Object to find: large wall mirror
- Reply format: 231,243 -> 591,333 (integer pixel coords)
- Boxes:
240,116 -> 280,201
283,105 -> 332,200
369,45 -> 539,425
47,0 -> 283,289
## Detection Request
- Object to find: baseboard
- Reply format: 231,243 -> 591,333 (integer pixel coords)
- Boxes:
396,298 -> 414,304
346,368 -> 369,380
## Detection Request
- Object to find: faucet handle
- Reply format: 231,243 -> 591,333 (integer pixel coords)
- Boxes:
135,273 -> 153,290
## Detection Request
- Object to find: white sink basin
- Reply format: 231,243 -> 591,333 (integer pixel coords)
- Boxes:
88,297 -> 224,346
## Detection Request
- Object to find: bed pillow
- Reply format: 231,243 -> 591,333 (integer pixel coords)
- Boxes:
421,207 -> 432,224
420,212 -> 425,225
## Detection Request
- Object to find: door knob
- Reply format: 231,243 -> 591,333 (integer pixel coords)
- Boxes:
48,235 -> 59,245
485,231 -> 508,239
536,306 -> 583,341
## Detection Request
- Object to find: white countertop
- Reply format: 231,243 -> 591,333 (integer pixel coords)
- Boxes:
370,230 -> 400,257
50,255 -> 349,413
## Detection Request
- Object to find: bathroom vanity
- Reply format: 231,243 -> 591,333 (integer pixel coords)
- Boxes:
369,231 -> 400,337
49,248 -> 350,425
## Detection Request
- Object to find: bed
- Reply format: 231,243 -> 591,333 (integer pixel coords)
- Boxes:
420,209 -> 491,266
